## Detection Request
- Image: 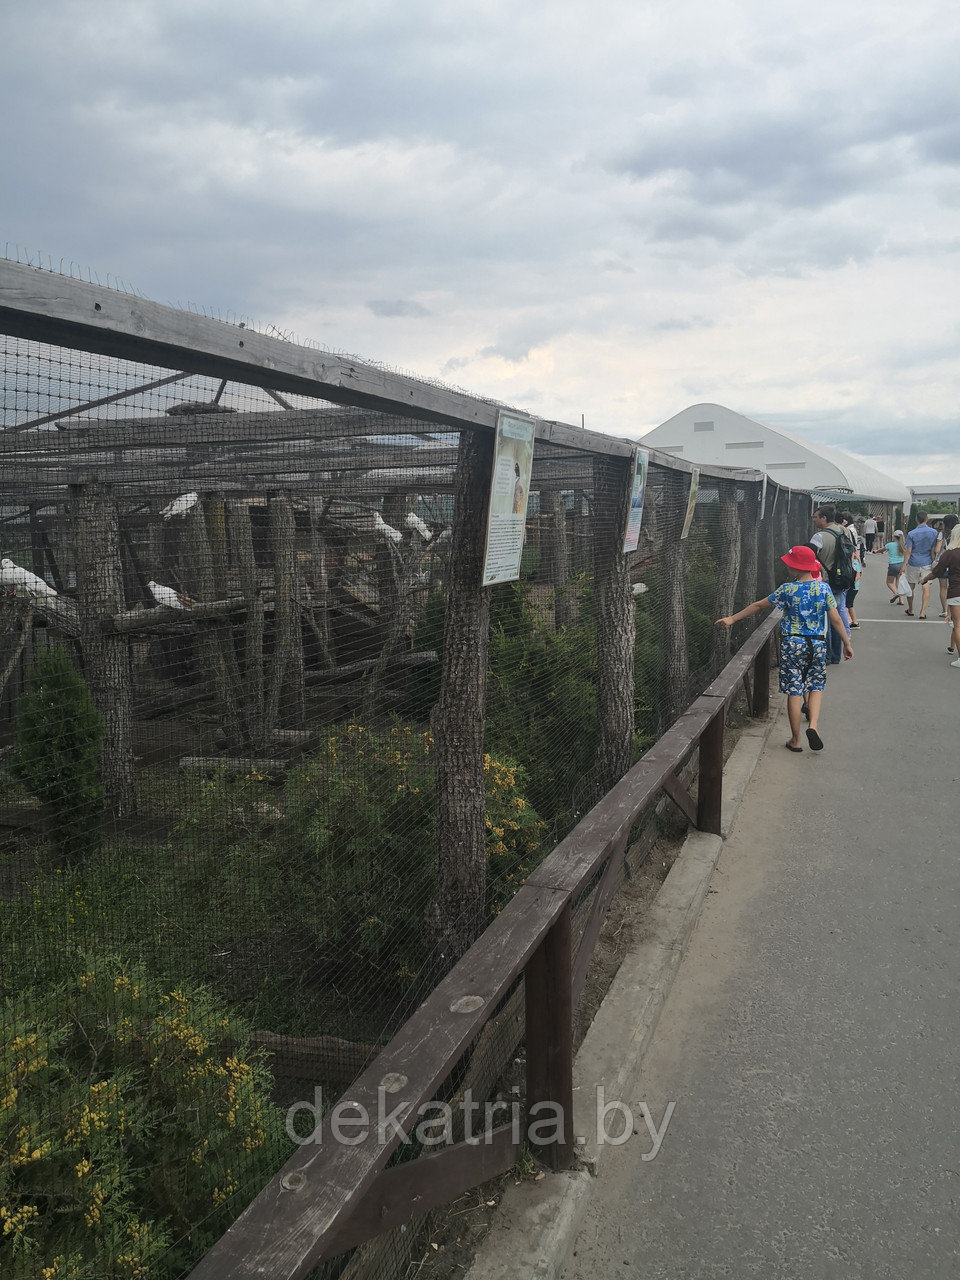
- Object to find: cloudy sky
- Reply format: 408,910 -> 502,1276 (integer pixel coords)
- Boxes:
2,0 -> 959,485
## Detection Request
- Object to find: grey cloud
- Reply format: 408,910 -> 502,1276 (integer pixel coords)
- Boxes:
367,300 -> 431,318
757,410 -> 959,459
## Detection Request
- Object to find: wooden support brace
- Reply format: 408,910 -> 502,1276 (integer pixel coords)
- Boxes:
318,1123 -> 519,1260
661,769 -> 698,828
752,633 -> 771,718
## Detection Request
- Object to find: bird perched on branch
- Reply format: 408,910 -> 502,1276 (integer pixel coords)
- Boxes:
405,511 -> 433,542
160,492 -> 199,520
373,511 -> 403,544
147,579 -> 196,609
0,558 -> 58,599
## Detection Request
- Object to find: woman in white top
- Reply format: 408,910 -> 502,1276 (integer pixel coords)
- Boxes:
938,515 -> 960,618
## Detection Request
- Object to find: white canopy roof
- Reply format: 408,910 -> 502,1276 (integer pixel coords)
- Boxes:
641,404 -> 909,504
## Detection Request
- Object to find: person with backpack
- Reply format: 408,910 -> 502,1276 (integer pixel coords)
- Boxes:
811,505 -> 856,663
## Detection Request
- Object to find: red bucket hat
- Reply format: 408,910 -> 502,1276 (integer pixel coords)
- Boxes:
781,545 -> 820,574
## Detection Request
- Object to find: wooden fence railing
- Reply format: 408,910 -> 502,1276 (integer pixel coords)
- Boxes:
187,610 -> 778,1280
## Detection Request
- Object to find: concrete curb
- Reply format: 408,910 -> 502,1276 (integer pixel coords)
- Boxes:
463,705 -> 781,1280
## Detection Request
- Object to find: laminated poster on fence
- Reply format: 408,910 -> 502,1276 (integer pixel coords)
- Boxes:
482,411 -> 536,586
679,467 -> 700,541
622,446 -> 649,553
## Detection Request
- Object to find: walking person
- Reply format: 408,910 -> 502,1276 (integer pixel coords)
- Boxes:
810,505 -> 854,661
863,514 -> 878,554
885,529 -> 907,604
934,514 -> 958,618
841,513 -> 864,628
875,515 -> 886,552
716,545 -> 853,752
902,511 -> 941,618
920,534 -> 960,666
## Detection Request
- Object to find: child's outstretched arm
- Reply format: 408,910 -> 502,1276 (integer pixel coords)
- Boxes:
827,606 -> 854,659
716,598 -> 774,628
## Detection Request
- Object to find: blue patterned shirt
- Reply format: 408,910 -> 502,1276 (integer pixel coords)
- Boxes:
767,580 -> 837,637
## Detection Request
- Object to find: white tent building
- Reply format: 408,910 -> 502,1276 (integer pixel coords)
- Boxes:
642,404 -> 910,507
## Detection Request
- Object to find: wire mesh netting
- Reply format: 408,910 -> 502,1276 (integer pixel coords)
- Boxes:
0,319 -> 813,1280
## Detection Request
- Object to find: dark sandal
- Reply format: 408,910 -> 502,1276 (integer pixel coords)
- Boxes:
786,742 -> 803,753
806,728 -> 824,751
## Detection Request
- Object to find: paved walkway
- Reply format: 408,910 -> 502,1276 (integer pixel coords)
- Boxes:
562,554 -> 960,1279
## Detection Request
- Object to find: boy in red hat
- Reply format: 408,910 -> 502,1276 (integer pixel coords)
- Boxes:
716,545 -> 853,752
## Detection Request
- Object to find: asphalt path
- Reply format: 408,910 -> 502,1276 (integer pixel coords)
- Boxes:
562,553 -> 960,1279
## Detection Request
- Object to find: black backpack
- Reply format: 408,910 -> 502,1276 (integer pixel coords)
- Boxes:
825,528 -> 857,593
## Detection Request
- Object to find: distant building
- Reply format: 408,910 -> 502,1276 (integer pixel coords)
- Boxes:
910,485 -> 960,513
641,403 -> 910,507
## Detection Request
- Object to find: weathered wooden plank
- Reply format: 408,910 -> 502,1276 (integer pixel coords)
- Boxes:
0,260 -> 500,431
700,611 -> 780,706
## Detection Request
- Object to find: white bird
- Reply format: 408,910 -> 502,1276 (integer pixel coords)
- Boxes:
405,511 -> 433,542
0,558 -> 58,599
160,492 -> 199,520
373,511 -> 403,544
631,582 -> 649,596
147,579 -> 194,609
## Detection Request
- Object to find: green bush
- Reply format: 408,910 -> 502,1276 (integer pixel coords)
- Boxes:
485,582 -> 598,838
12,646 -> 106,863
0,957 -> 286,1279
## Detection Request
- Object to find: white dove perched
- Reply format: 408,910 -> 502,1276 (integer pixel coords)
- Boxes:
0,558 -> 58,599
160,492 -> 199,520
147,579 -> 194,609
373,511 -> 403,545
405,511 -> 433,542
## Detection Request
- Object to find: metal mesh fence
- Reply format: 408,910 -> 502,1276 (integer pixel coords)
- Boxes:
0,318 -> 811,1279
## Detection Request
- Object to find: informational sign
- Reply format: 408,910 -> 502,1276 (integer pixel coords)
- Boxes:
482,411 -> 536,586
679,467 -> 700,541
622,446 -> 649,553
771,483 -> 779,514
759,473 -> 768,520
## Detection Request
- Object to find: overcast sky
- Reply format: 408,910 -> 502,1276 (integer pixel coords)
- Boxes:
2,0 -> 958,485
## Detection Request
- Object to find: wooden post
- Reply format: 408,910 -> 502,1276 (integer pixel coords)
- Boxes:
432,428 -> 494,965
228,498 -> 267,750
525,903 -> 574,1170
307,497 -> 335,669
752,633 -> 771,718
186,499 -> 246,749
592,456 -> 635,796
736,483 -> 759,615
73,483 -> 135,817
660,467 -> 690,725
540,488 -> 572,631
710,479 -> 742,671
696,703 -> 724,835
267,493 -> 305,729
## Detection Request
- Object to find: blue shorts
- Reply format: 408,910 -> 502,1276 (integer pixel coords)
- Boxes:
779,635 -> 827,695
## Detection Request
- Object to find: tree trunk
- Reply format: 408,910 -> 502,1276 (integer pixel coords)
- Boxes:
592,457 -> 635,796
710,479 -> 742,671
540,488 -> 572,631
266,493 -> 305,730
659,468 -> 690,725
736,485 -> 759,615
228,498 -> 267,750
73,484 -> 135,817
432,428 -> 494,966
186,500 -> 245,750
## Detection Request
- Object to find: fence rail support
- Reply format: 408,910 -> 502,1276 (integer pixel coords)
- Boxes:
696,700 -> 725,835
525,903 -> 574,1170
